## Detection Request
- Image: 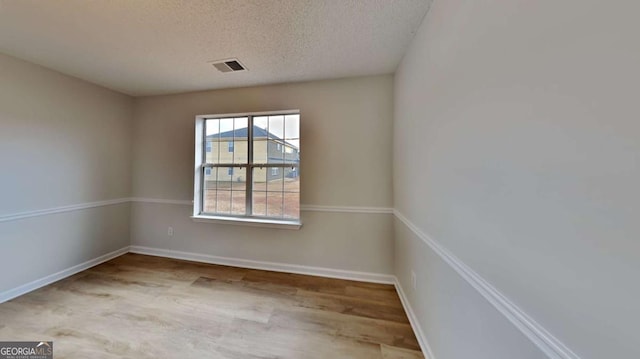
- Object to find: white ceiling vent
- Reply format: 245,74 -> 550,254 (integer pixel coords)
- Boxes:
210,58 -> 247,73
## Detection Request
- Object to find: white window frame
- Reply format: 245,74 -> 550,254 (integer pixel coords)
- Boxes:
192,110 -> 301,229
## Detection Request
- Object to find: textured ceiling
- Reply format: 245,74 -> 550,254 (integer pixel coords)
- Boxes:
0,0 -> 430,96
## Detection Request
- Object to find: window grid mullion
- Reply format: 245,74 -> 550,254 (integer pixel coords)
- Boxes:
215,120 -> 220,214
245,116 -> 253,216
201,124 -> 206,215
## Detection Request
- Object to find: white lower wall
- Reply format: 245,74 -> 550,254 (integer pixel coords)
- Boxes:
131,202 -> 394,275
0,203 -> 130,294
395,217 -> 547,359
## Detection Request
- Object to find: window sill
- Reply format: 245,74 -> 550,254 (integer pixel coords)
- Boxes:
190,215 -> 302,230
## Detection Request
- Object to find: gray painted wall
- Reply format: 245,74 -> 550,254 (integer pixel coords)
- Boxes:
130,76 -> 395,274
394,0 -> 640,358
0,53 -> 133,293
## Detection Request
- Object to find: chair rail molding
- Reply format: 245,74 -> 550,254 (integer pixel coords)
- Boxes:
0,198 -> 130,223
393,209 -> 580,359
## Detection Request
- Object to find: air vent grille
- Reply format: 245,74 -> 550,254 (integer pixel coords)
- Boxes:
210,58 -> 247,73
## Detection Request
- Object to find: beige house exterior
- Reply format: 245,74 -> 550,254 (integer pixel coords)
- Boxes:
205,126 -> 299,183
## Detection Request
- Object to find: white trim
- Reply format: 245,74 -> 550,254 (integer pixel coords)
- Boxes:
131,197 -> 393,214
0,246 -> 130,304
393,210 -> 580,359
0,198 -> 130,223
191,215 -> 302,230
195,109 -> 300,120
0,198 -> 392,224
129,197 -> 192,206
300,204 -> 394,214
394,278 -> 436,359
129,246 -> 395,284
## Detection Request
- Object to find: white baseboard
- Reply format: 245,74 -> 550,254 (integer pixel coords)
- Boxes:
129,245 -> 395,284
394,278 -> 436,359
0,246 -> 130,304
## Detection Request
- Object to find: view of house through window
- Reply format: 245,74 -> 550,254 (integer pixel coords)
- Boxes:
199,112 -> 300,221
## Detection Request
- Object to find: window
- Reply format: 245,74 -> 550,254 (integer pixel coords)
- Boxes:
193,110 -> 301,228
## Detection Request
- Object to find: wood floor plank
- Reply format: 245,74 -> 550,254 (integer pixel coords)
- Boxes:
267,307 -> 420,351
0,253 -> 423,358
295,289 -> 410,324
381,344 -> 425,359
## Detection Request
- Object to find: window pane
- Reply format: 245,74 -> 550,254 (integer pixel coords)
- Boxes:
203,168 -> 219,212
283,192 -> 300,219
233,141 -> 248,163
204,141 -> 217,163
266,192 -> 283,217
252,191 -> 267,216
203,167 -> 241,214
215,191 -> 232,214
231,190 -> 246,215
284,167 -> 300,184
205,119 -> 220,164
252,167 -> 267,192
268,115 -> 284,139
218,140 -> 248,164
231,167 -> 247,191
267,140 -> 285,164
219,118 -> 234,134
267,167 -> 284,192
254,116 -> 268,131
284,171 -> 300,193
253,140 -> 267,163
204,167 -> 220,189
234,117 -> 248,134
206,117 -> 250,165
284,114 -> 299,139
205,119 -> 221,137
283,141 -> 299,165
252,166 -> 267,216
215,118 -> 234,164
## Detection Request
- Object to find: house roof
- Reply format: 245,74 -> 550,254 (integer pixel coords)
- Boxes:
208,126 -> 298,149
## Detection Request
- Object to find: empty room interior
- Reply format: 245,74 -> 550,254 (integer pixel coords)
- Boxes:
0,1 -> 638,358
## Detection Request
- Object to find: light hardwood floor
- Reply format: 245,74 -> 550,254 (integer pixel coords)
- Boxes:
0,254 -> 423,358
